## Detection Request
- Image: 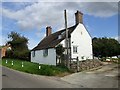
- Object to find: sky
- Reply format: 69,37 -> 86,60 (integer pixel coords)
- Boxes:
0,1 -> 119,49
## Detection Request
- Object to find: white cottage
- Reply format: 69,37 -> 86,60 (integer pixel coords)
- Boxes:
31,11 -> 93,65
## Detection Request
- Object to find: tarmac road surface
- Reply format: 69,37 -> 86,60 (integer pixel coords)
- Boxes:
2,62 -> 119,88
2,67 -> 79,88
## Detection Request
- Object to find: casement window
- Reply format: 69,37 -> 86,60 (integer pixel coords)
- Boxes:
32,51 -> 35,57
73,46 -> 78,53
43,49 -> 48,57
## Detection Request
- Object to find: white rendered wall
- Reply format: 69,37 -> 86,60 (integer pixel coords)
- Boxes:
60,39 -> 65,47
71,23 -> 93,61
60,23 -> 93,61
31,48 -> 56,65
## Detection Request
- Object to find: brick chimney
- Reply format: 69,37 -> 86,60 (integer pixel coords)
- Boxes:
75,10 -> 83,24
46,26 -> 52,36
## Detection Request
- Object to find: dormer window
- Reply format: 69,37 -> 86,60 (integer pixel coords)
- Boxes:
61,31 -> 65,36
58,35 -> 62,39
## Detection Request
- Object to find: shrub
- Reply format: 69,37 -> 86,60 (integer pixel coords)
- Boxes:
5,50 -> 30,61
39,65 -> 55,76
100,57 -> 106,61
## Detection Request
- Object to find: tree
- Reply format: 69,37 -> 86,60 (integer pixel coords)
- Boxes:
56,44 -> 65,56
92,37 -> 120,58
56,44 -> 65,65
6,31 -> 30,61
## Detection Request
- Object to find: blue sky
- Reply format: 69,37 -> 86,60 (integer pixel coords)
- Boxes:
1,2 -> 118,49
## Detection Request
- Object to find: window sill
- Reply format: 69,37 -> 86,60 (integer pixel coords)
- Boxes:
73,52 -> 78,54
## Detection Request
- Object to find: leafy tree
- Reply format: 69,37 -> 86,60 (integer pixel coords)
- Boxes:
92,37 -> 120,58
56,44 -> 65,66
56,44 -> 65,56
6,31 -> 30,61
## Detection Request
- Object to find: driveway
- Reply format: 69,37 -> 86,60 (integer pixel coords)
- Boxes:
61,62 -> 119,88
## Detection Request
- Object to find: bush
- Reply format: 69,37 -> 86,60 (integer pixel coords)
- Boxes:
5,50 -> 13,58
5,50 -> 30,61
17,50 -> 30,61
39,65 -> 55,76
100,57 -> 106,61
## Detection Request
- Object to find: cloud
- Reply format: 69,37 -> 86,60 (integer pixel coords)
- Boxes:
2,2 -> 118,30
35,31 -> 46,38
28,38 -> 38,49
81,2 -> 118,17
0,35 -> 8,46
2,0 -> 120,2
2,2 -> 35,11
113,36 -> 120,43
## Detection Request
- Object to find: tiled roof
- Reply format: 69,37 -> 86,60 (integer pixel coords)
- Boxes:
32,24 -> 77,51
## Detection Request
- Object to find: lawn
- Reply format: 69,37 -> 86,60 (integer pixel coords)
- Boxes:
2,58 -> 70,76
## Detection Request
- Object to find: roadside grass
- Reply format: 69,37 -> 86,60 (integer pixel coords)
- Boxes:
2,58 -> 71,76
0,59 -> 2,65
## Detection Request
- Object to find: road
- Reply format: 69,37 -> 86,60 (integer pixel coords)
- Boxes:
2,62 -> 119,88
2,67 -> 79,88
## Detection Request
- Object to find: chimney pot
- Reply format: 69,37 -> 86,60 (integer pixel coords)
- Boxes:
75,10 -> 83,24
46,26 -> 52,36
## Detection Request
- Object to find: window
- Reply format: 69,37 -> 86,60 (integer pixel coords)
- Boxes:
73,46 -> 78,53
81,32 -> 83,35
81,56 -> 84,59
58,35 -> 62,39
32,51 -> 35,57
43,49 -> 48,57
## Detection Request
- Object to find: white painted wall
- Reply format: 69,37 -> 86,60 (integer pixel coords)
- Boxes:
31,48 -> 56,65
60,23 -> 93,61
71,23 -> 93,61
60,39 -> 65,47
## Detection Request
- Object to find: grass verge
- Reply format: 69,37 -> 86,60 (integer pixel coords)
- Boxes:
2,58 -> 71,76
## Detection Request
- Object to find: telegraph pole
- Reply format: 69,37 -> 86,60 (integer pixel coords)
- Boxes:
64,10 -> 70,69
